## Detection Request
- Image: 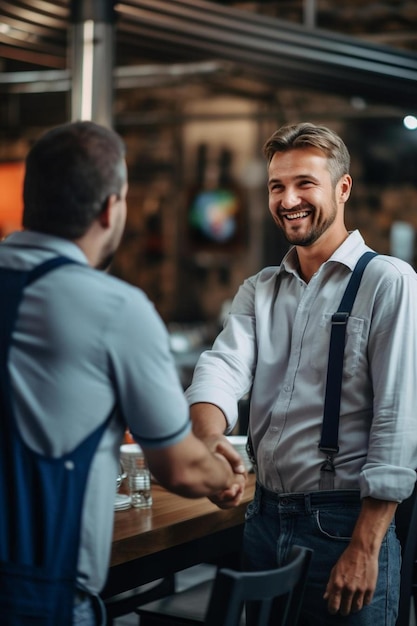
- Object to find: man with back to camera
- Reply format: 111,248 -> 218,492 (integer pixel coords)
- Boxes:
185,122 -> 417,625
0,121 -> 247,626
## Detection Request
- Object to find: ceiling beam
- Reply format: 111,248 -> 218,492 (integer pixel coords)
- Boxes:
116,0 -> 417,110
1,0 -> 417,111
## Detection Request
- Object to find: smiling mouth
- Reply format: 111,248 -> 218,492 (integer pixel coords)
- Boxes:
283,210 -> 310,220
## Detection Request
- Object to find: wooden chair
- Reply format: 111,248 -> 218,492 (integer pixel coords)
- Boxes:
396,476 -> 417,626
135,544 -> 313,626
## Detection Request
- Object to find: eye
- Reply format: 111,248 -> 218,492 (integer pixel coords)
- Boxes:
299,179 -> 316,188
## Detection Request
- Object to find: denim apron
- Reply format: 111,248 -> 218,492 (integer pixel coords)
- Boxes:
0,257 -> 109,625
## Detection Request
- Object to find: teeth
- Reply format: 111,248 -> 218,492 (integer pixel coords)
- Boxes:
285,211 -> 309,220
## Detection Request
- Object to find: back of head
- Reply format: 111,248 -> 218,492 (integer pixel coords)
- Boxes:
263,122 -> 350,186
23,121 -> 126,239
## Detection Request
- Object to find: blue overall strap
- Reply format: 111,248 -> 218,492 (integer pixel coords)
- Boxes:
319,251 -> 378,490
0,256 -> 78,358
0,256 -> 78,433
0,256 -> 111,625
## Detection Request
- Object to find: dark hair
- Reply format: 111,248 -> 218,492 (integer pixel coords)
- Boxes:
23,121 -> 126,238
263,122 -> 350,186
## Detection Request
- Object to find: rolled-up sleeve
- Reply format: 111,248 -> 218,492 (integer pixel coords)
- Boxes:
185,276 -> 258,432
360,266 -> 417,501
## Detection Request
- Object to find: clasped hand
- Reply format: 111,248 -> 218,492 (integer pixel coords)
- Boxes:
205,435 -> 248,509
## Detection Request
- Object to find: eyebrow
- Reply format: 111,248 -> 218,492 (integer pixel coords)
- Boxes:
268,173 -> 320,185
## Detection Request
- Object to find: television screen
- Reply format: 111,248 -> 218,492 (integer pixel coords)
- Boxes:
187,186 -> 244,252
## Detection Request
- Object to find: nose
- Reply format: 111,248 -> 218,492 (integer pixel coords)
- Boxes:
280,188 -> 300,210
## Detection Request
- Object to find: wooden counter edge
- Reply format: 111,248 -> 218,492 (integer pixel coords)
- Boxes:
110,474 -> 256,567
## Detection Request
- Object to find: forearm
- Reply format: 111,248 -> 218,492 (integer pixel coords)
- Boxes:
190,402 -> 229,439
350,497 -> 398,555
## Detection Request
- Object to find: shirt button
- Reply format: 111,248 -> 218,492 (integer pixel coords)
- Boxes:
284,386 -> 291,392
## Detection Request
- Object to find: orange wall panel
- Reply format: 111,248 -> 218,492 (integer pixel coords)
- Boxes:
0,162 -> 25,235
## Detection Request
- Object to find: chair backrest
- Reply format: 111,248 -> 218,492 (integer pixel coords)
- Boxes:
395,475 -> 417,626
204,545 -> 313,626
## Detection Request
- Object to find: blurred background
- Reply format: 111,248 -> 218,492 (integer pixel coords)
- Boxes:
1,0 -> 417,383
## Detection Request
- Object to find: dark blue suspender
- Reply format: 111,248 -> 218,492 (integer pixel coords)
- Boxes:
319,251 -> 378,489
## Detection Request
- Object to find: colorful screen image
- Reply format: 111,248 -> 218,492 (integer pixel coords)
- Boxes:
188,188 -> 240,244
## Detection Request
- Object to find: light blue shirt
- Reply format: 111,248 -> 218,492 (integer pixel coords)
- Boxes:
0,230 -> 191,592
186,231 -> 417,501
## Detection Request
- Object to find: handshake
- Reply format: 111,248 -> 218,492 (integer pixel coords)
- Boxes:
206,433 -> 250,509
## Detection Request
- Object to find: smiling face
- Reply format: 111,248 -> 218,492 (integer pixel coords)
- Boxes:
267,147 -> 351,248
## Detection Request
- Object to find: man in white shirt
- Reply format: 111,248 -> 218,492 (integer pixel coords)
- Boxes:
186,122 -> 417,625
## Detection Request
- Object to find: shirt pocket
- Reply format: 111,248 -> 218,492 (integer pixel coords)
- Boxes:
309,313 -> 364,378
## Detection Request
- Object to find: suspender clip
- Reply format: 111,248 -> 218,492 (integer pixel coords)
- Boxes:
318,445 -> 339,455
331,312 -> 349,325
319,454 -> 336,490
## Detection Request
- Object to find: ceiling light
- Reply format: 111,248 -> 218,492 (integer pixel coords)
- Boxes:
403,115 -> 417,130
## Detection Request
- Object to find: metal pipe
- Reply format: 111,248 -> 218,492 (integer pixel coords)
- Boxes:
303,0 -> 316,29
70,0 -> 116,127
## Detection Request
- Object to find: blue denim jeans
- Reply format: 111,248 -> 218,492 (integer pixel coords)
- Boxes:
73,593 -> 106,626
243,484 -> 401,626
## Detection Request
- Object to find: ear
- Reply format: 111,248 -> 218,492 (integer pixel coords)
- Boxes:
97,194 -> 118,228
338,174 -> 352,203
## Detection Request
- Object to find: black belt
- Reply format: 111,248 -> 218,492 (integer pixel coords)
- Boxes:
258,484 -> 361,506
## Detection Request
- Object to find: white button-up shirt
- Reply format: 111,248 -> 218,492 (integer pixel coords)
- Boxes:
186,231 -> 417,501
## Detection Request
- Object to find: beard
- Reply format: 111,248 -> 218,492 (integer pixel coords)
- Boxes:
95,233 -> 120,271
96,205 -> 126,271
96,251 -> 115,272
279,200 -> 337,247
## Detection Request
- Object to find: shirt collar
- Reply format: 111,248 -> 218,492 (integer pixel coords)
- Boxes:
279,230 -> 371,277
326,230 -> 371,270
3,230 -> 89,265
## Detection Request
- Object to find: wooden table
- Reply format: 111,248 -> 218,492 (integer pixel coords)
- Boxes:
102,474 -> 256,600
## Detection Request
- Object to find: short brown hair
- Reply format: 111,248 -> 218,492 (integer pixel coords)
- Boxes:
23,121 -> 126,239
263,122 -> 350,186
